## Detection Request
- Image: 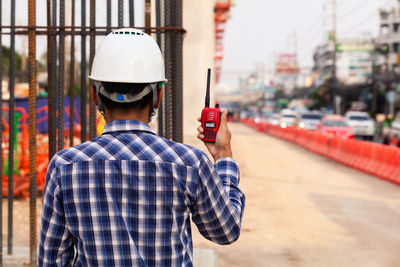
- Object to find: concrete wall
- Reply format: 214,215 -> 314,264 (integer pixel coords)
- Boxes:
182,0 -> 215,142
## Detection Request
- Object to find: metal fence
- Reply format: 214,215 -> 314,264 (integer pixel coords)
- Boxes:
0,0 -> 184,266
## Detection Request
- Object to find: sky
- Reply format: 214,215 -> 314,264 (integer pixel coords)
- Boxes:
219,0 -> 399,88
1,0 -> 397,90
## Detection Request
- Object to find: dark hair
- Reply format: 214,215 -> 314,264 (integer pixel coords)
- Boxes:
98,82 -> 153,112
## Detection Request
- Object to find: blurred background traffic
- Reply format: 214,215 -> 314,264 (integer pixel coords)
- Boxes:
215,0 -> 400,148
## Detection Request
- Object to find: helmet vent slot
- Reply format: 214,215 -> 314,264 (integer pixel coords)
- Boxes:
112,30 -> 144,36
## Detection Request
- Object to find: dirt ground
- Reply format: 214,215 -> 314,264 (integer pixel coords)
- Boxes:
189,123 -> 400,267
3,122 -> 400,266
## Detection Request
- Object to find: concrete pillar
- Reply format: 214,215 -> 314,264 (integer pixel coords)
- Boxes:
183,0 -> 215,140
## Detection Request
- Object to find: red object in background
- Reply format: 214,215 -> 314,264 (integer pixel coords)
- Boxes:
214,0 -> 232,82
275,54 -> 300,75
319,115 -> 353,138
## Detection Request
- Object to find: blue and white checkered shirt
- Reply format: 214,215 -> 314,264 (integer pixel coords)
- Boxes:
39,120 -> 245,266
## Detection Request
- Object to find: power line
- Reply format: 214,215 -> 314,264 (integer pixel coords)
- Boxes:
337,0 -> 356,7
328,0 -> 394,38
338,0 -> 370,21
340,8 -> 379,36
299,13 -> 324,42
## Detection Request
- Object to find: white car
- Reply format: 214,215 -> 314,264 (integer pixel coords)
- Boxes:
345,111 -> 375,140
279,109 -> 297,128
297,112 -> 322,130
267,113 -> 280,125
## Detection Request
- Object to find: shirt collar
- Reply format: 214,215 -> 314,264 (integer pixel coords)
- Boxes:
101,120 -> 157,135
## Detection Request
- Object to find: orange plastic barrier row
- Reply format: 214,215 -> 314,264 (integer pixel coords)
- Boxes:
241,119 -> 400,186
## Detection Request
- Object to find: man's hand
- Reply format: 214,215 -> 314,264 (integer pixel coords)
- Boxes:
197,110 -> 233,162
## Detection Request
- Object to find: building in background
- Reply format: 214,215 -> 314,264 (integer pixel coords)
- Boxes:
335,39 -> 373,85
311,39 -> 373,86
275,53 -> 300,95
312,43 -> 334,83
377,3 -> 400,72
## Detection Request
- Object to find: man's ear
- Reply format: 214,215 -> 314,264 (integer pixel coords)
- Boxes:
90,84 -> 98,106
155,88 -> 163,108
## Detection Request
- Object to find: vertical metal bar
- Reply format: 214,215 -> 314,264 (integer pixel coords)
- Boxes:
69,0 -> 75,147
47,0 -> 56,160
88,0 -> 96,139
58,0 -> 65,151
51,0 -> 58,155
156,0 -> 164,137
171,0 -> 183,142
145,0 -> 151,35
0,0 -> 3,264
156,0 -> 161,45
28,0 -> 37,265
129,0 -> 135,27
80,0 -> 87,143
118,0 -> 123,27
8,0 -> 16,255
164,0 -> 172,140
107,0 -> 112,33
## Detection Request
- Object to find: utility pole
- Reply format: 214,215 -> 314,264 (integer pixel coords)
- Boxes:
331,0 -> 338,114
293,31 -> 298,92
260,62 -> 265,109
371,39 -> 378,117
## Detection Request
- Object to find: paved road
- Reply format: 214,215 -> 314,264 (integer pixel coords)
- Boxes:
188,123 -> 400,267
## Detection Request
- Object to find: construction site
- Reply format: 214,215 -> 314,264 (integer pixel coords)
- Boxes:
1,0 -> 400,266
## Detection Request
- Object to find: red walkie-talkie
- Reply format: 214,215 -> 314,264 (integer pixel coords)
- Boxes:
201,68 -> 221,142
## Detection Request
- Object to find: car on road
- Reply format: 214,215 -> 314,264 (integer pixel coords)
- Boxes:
296,112 -> 323,130
345,111 -> 375,140
319,115 -> 353,138
279,109 -> 297,128
382,113 -> 400,146
268,113 -> 280,125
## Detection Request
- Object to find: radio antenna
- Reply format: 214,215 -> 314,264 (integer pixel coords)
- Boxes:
205,68 -> 211,108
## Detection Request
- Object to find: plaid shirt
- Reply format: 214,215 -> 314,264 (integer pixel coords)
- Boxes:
39,120 -> 245,267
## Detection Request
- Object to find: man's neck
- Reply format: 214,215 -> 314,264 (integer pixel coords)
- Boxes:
105,109 -> 150,124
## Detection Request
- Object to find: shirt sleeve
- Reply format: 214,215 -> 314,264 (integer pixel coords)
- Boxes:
38,165 -> 75,266
191,155 -> 245,245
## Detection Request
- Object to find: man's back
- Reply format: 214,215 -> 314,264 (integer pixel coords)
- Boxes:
39,120 -> 245,266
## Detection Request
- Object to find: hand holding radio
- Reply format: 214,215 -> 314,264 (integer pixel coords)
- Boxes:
197,111 -> 232,161
198,68 -> 232,161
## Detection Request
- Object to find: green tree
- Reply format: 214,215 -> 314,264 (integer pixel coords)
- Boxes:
2,45 -> 22,76
309,80 -> 330,109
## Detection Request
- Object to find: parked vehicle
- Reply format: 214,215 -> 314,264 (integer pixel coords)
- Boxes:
382,113 -> 400,146
345,111 -> 375,140
268,113 -> 280,125
319,115 -> 353,138
296,112 -> 322,130
279,109 -> 297,128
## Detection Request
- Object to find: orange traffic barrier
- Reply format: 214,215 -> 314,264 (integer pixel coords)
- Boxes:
359,143 -> 375,174
313,132 -> 330,157
243,121 -> 400,187
387,149 -> 400,183
380,148 -> 399,181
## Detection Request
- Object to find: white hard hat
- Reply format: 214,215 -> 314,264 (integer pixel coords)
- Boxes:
89,28 -> 166,83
